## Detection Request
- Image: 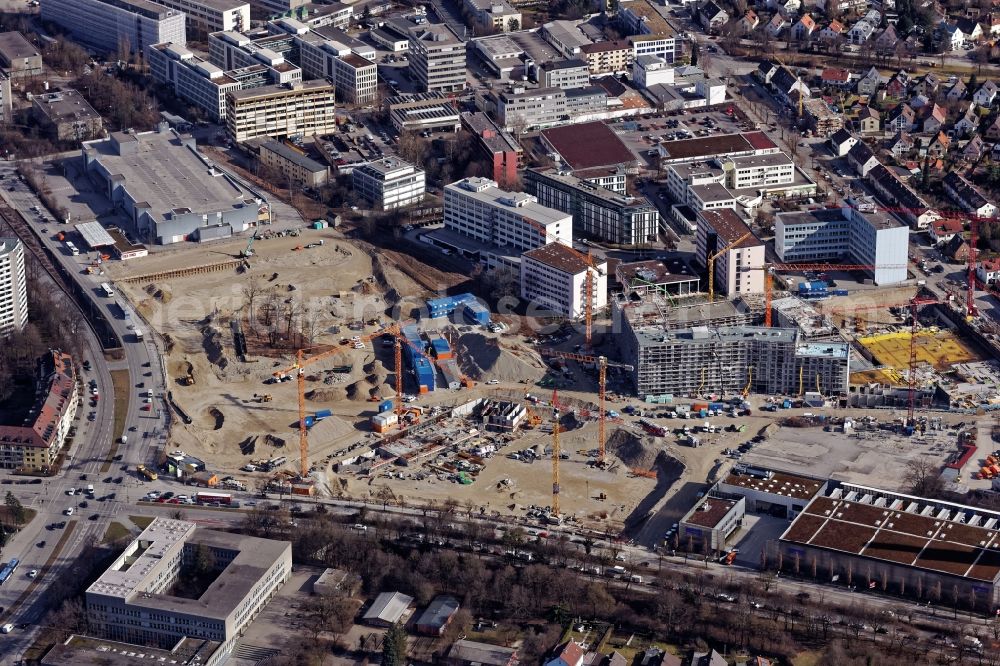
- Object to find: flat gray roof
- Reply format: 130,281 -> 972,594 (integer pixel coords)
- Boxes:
364,591 -> 414,623
74,221 -> 116,248
41,634 -> 224,666
87,518 -> 291,619
260,140 -> 328,173
0,31 -> 39,61
84,130 -> 254,220
0,238 -> 21,259
447,177 -> 571,227
229,79 -> 333,101
635,325 -> 798,349
33,90 -> 102,123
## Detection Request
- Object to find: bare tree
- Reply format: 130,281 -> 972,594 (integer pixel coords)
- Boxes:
903,457 -> 945,497
242,276 -> 262,331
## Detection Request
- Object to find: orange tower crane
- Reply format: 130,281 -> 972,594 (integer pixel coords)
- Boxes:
538,349 -> 633,465
273,325 -> 404,476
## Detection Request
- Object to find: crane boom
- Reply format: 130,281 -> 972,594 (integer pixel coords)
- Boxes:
707,231 -> 752,303
764,262 -> 908,326
537,348 -> 632,464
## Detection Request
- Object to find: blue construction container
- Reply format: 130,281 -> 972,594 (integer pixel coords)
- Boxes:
832,289 -> 849,296
413,355 -> 436,393
314,409 -> 332,420
426,293 -> 478,319
709,402 -> 725,412
798,280 -> 828,294
431,337 -> 451,358
378,399 -> 393,413
463,301 -> 490,325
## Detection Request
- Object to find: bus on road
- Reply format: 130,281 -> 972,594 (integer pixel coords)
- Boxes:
100,282 -> 114,297
0,558 -> 20,585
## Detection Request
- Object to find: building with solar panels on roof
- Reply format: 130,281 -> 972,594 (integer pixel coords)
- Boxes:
775,481 -> 1000,612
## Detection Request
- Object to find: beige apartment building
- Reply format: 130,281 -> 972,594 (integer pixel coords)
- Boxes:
225,80 -> 336,142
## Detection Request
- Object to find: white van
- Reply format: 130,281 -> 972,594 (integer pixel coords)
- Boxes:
64,507 -> 74,516
1,623 -> 13,633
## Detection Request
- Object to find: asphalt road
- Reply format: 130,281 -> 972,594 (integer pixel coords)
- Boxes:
0,162 -> 170,654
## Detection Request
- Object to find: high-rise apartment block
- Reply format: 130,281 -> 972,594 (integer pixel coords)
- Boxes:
0,238 -> 27,337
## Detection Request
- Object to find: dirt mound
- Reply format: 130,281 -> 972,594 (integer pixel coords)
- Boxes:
346,380 -> 378,401
209,407 -> 224,430
145,283 -> 172,303
456,333 -> 541,383
607,429 -> 660,469
306,388 -> 346,402
201,323 -> 229,370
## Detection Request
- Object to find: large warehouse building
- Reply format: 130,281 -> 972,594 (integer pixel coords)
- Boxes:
776,482 -> 1000,611
83,127 -> 267,244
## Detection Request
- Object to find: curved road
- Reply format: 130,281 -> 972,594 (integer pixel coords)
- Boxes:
0,161 -> 169,654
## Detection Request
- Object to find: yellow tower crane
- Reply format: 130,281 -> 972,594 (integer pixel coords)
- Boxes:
708,232 -> 752,302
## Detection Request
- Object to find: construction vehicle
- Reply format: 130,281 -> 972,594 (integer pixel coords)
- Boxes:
538,349 -> 633,465
136,464 -> 158,481
254,393 -> 272,403
240,230 -> 258,258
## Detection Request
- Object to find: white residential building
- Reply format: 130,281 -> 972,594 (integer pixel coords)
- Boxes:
695,209 -> 766,296
148,42 -> 242,122
352,158 -> 426,210
774,206 -> 909,284
0,237 -> 27,337
41,0 -> 186,55
521,243 -> 608,319
463,0 -> 521,32
444,177 -> 572,252
154,0 -> 249,34
225,80 -> 337,142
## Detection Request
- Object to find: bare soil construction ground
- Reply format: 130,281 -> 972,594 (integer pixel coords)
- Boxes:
105,231 -> 665,523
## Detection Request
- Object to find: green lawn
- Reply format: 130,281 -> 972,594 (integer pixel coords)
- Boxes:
101,369 -> 131,473
129,515 -> 155,529
102,521 -> 131,543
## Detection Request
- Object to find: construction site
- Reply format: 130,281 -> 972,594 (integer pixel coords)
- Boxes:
103,228 -> 685,529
